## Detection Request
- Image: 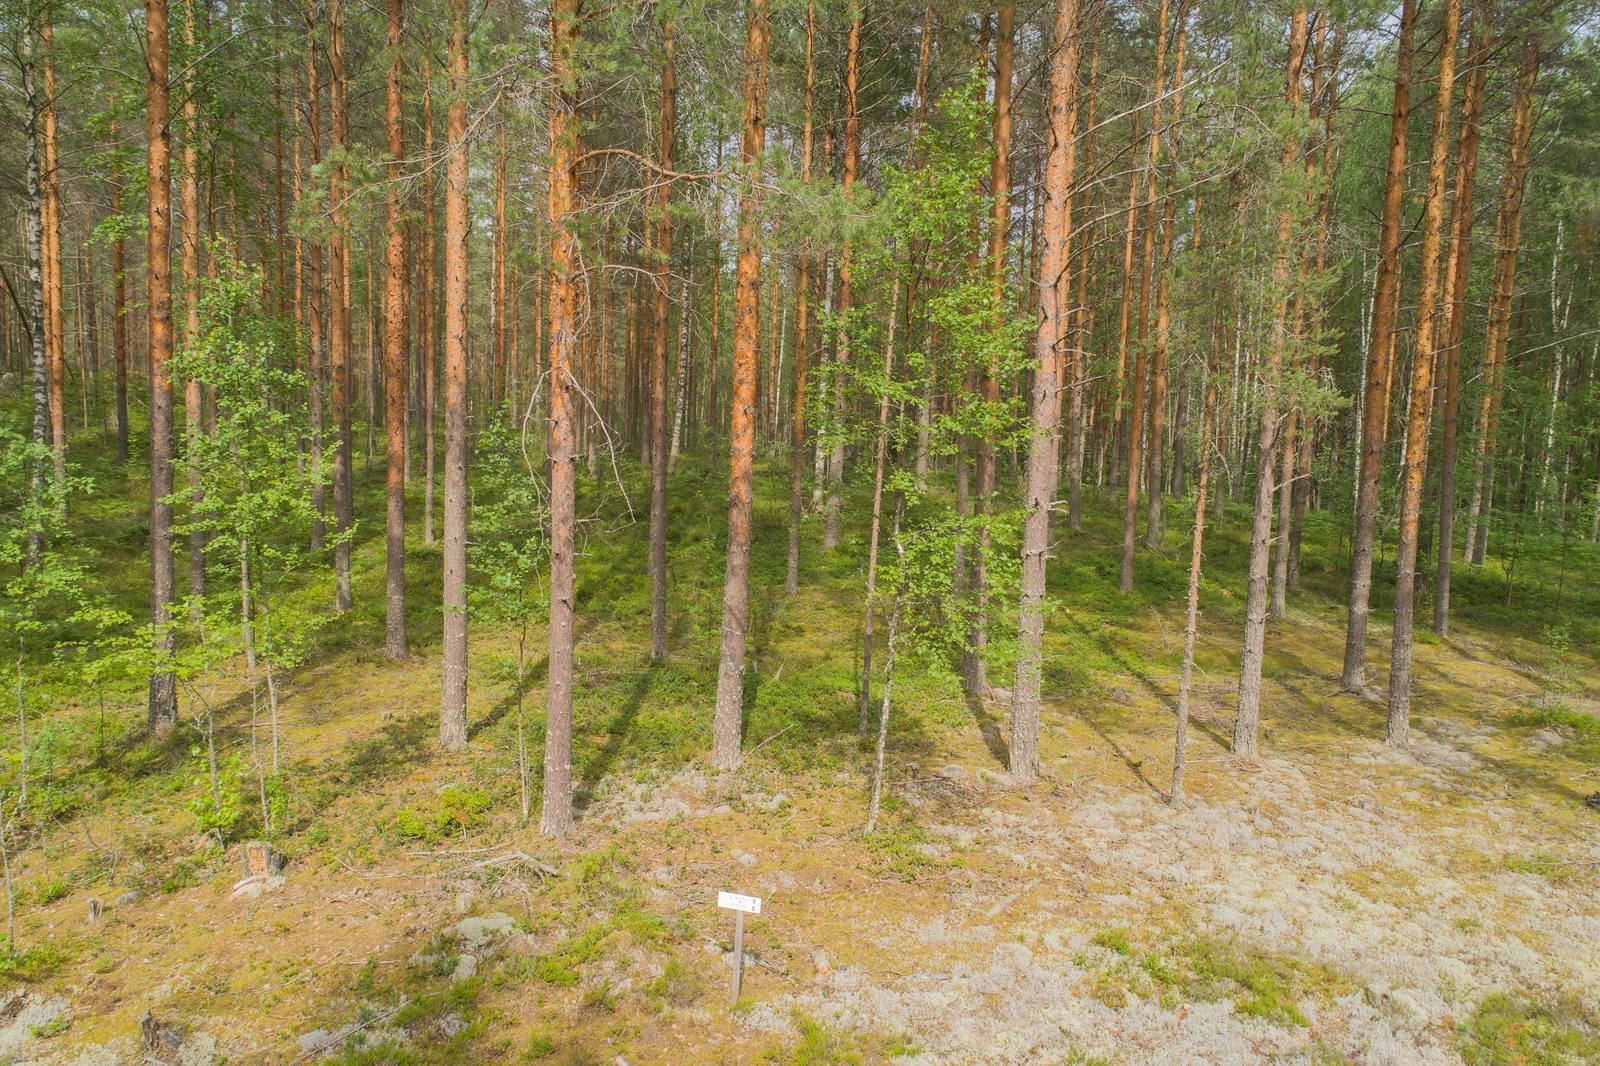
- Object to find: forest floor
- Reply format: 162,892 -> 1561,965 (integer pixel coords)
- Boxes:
4,449 -> 1600,1066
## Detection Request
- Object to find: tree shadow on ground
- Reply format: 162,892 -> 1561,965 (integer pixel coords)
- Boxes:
574,664 -> 659,814
966,691 -> 1011,767
469,652 -> 550,742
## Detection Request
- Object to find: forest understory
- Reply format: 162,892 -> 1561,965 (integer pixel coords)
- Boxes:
1,455 -> 1597,1066
6,0 -> 1600,1059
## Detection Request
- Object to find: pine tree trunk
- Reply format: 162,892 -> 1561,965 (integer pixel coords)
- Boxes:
1386,0 -> 1460,745
1120,0 -> 1172,592
42,13 -> 66,488
439,0 -> 471,751
823,8 -> 862,553
1431,21 -> 1489,637
1145,9 -> 1188,553
1464,45 -> 1537,569
1173,222 -> 1220,807
541,0 -> 582,831
1066,47 -> 1098,532
1111,115 -> 1142,484
305,10 -> 327,553
1011,0 -> 1081,784
110,107 -> 130,466
146,0 -> 179,730
422,62 -> 437,546
492,117 -> 507,416
1342,0 -> 1416,692
711,0 -> 770,772
648,23 -> 677,660
1233,9 -> 1307,757
328,0 -> 354,611
382,0 -> 408,661
785,0 -> 818,595
966,0 -> 1015,694
182,0 -> 205,618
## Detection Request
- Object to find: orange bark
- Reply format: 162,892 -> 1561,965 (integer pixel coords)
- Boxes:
383,0 -> 408,660
542,0 -> 583,830
1386,0 -> 1461,744
439,0 -> 471,750
711,0 -> 771,772
1012,0 -> 1082,781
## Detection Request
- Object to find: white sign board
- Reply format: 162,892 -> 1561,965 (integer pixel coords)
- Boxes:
718,891 -> 762,915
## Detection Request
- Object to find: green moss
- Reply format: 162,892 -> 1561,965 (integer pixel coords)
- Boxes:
1090,928 -> 1133,956
1457,993 -> 1600,1065
1181,936 -> 1348,1027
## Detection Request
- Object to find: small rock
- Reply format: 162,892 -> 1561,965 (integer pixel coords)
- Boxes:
1389,989 -> 1427,1023
453,912 -> 514,949
437,1012 -> 466,1038
452,892 -> 474,915
115,890 -> 143,906
297,1029 -> 335,1054
1528,729 -> 1564,749
452,953 -> 477,981
711,805 -> 732,816
812,950 -> 832,977
176,1031 -> 219,1066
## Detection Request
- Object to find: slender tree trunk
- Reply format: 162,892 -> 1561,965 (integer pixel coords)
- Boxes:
966,0 -> 1016,694
82,222 -> 100,421
648,24 -> 677,661
865,492 -> 905,834
542,0 -> 582,831
859,274 -> 902,736
1465,46 -> 1537,568
181,0 -> 205,618
42,13 -> 65,489
1066,47 -> 1098,532
1173,248 -> 1219,808
823,7 -> 862,553
422,61 -> 438,545
439,0 -> 471,751
1011,0 -> 1081,784
1233,9 -> 1307,757
328,0 -> 353,611
785,0 -> 819,596
485,116 -> 504,416
1386,0 -> 1460,745
147,0 -> 179,730
1432,21 -> 1489,636
22,21 -> 48,564
711,0 -> 770,772
1145,8 -> 1188,553
1111,115 -> 1142,484
110,107 -> 130,466
383,0 -> 408,660
305,9 -> 327,553
707,138 -> 722,459
1342,0 -> 1417,692
669,266 -> 691,473
1121,0 -> 1172,592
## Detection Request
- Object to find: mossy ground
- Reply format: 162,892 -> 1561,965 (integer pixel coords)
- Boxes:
7,430 -> 1600,1064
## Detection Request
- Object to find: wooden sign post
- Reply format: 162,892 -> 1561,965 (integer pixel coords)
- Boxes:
717,890 -> 762,1004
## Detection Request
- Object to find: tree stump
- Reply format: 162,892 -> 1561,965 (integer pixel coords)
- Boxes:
241,841 -> 281,879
